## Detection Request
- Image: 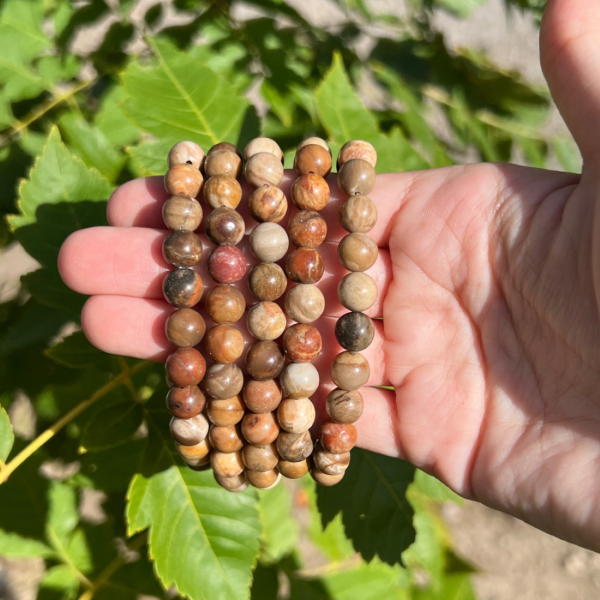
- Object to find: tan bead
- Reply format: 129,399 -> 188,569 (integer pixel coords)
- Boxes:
291,174 -> 330,211
204,150 -> 242,179
211,450 -> 245,477
298,137 -> 330,154
214,472 -> 247,491
203,175 -> 242,209
244,137 -> 284,163
209,424 -> 244,453
326,388 -> 364,424
337,272 -> 377,312
276,430 -> 313,462
278,459 -> 309,479
338,233 -> 378,272
284,284 -> 324,324
337,140 -> 377,169
277,398 -> 315,433
313,443 -> 351,475
330,352 -> 370,390
339,194 -> 377,233
206,395 -> 245,426
293,144 -> 332,177
176,438 -> 211,466
243,379 -> 282,413
337,159 -> 376,196
204,363 -> 244,399
242,443 -> 279,472
245,152 -> 284,187
205,285 -> 246,325
170,413 -> 209,446
162,194 -> 203,231
246,302 -> 286,341
311,466 -> 344,486
280,363 -> 319,399
204,325 -> 245,363
249,222 -> 289,262
168,141 -> 205,170
241,411 -> 280,445
165,164 -> 204,197
165,308 -> 206,348
248,185 -> 288,223
248,263 -> 287,302
247,468 -> 280,489
209,142 -> 242,158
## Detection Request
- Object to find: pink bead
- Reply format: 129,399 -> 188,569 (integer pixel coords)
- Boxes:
207,245 -> 247,284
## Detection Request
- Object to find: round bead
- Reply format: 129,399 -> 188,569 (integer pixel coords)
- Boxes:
313,444 -> 351,475
246,302 -> 286,341
244,137 -> 283,163
287,210 -> 327,248
163,268 -> 203,308
291,174 -> 330,211
170,413 -> 209,446
294,144 -> 332,177
248,263 -> 287,301
311,467 -> 344,486
207,245 -> 247,284
282,324 -> 322,362
203,363 -> 244,399
298,137 -> 330,154
337,159 -> 376,196
280,362 -> 319,399
209,142 -> 242,157
204,150 -> 242,179
205,206 -> 245,245
284,284 -> 324,324
166,347 -> 206,387
248,186 -> 287,223
204,324 -> 245,363
176,438 -> 211,467
320,420 -> 357,453
241,412 -> 279,445
247,468 -> 280,489
165,164 -> 203,197
242,443 -> 279,472
166,385 -> 206,419
165,308 -> 206,348
211,450 -> 244,477
203,175 -> 242,209
276,430 -> 313,462
205,285 -> 245,324
326,389 -> 363,424
339,194 -> 377,233
285,247 -> 324,284
245,152 -> 284,187
168,141 -> 205,170
214,472 -> 247,491
337,272 -> 377,312
209,424 -> 244,453
335,312 -> 375,352
331,352 -> 369,390
163,231 -> 202,268
243,379 -> 282,413
246,341 -> 284,380
277,398 -> 315,433
206,395 -> 245,426
337,140 -> 377,169
338,233 -> 378,272
249,222 -> 289,262
278,459 -> 309,479
162,194 -> 203,231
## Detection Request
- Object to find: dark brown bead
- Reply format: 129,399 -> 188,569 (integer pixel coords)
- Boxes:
165,308 -> 206,348
203,175 -> 242,209
163,231 -> 203,268
276,430 -> 313,462
242,443 -> 279,471
170,413 -> 209,445
209,142 -> 242,158
204,325 -> 245,363
203,363 -> 244,399
278,459 -> 308,479
335,312 -> 374,352
339,194 -> 377,233
248,185 -> 287,223
287,210 -> 327,248
206,395 -> 245,426
163,268 -> 203,308
204,150 -> 243,179
291,173 -> 330,211
165,163 -> 203,197
293,144 -> 332,177
247,468 -> 280,489
209,424 -> 244,453
326,389 -> 363,424
168,141 -> 205,170
282,324 -> 322,362
241,412 -> 279,445
311,466 -> 344,486
245,341 -> 284,380
162,194 -> 203,231
243,379 -> 282,413
205,206 -> 245,246
166,347 -> 206,387
320,419 -> 357,453
313,443 -> 351,475
207,245 -> 247,284
337,159 -> 376,196
285,247 -> 324,284
205,285 -> 245,324
248,263 -> 287,301
166,385 -> 206,419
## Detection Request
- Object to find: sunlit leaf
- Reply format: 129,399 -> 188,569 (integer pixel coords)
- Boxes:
0,529 -> 54,557
0,405 -> 13,463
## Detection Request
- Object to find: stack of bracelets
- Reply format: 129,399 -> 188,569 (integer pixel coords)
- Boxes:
161,137 -> 378,492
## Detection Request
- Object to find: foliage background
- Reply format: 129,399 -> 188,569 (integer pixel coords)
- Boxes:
0,0 -> 578,599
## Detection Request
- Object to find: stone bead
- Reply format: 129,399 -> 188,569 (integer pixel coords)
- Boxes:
278,459 -> 309,479
280,362 -> 319,399
209,424 -> 244,453
244,137 -> 284,163
338,233 -> 378,272
163,230 -> 203,268
165,164 -> 203,197
245,152 -> 284,187
176,438 -> 211,467
298,137 -> 330,154
285,247 -> 324,284
291,173 -> 330,211
284,284 -> 324,324
241,412 -> 279,445
326,389 -> 363,424
170,413 -> 210,446
313,444 -> 351,475
206,395 -> 245,426
247,468 -> 280,489
203,363 -> 244,399
294,144 -> 332,177
339,194 -> 377,233
248,263 -> 287,301
204,150 -> 242,179
277,398 -> 315,433
335,312 -> 375,352
245,341 -> 284,380
211,450 -> 245,477
248,185 -> 287,223
215,472 -> 247,491
162,194 -> 203,231
337,159 -> 376,196
165,308 -> 206,348
205,206 -> 245,246
311,466 -> 344,486
166,385 -> 206,419
337,140 -> 377,169
320,419 -> 357,453
276,430 -> 313,462
203,175 -> 242,209
209,142 -> 242,158
204,324 -> 245,363
166,347 -> 206,387
163,268 -> 203,308
168,141 -> 205,170
330,352 -> 370,390
243,379 -> 282,413
207,245 -> 247,284
246,302 -> 286,341
287,210 -> 327,248
249,222 -> 289,262
242,443 -> 279,472
337,272 -> 377,312
205,285 -> 245,325
282,324 -> 322,362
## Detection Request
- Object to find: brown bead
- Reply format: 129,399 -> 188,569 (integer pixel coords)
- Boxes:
247,468 -> 280,489
241,412 -> 279,445
203,363 -> 244,399
214,472 -> 247,491
211,450 -> 244,477
313,443 -> 351,475
248,185 -> 288,223
278,459 -> 309,479
165,308 -> 206,348
206,395 -> 245,426
165,163 -> 203,197
282,324 -> 322,362
337,140 -> 377,169
277,398 -> 315,433
209,142 -> 242,158
244,137 -> 283,163
242,443 -> 279,472
162,194 -> 203,231
176,438 -> 211,467
207,245 -> 247,284
337,233 -> 378,272
163,268 -> 203,308
337,272 -> 377,312
326,389 -> 363,424
284,284 -> 325,324
335,311 -> 375,353
287,210 -> 327,248
245,341 -> 284,380
337,159 -> 376,196
298,137 -> 330,155
311,466 -> 344,486
170,413 -> 209,446
320,420 -> 357,453
166,347 -> 206,387
248,263 -> 287,301
168,141 -> 205,170
205,285 -> 245,325
246,302 -> 286,341
280,362 -> 319,399
291,173 -> 330,211
204,150 -> 242,179
276,430 -> 313,462
209,424 -> 244,453
203,175 -> 242,209
330,352 -> 370,390
166,385 -> 206,419
339,194 -> 377,233
243,379 -> 282,413
205,206 -> 245,246
204,325 -> 245,363
245,152 -> 284,187
285,247 -> 324,284
163,230 -> 203,268
294,144 -> 332,177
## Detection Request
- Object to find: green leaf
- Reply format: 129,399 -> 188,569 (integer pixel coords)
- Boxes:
552,137 -> 582,173
0,404 -> 13,463
250,563 -> 279,600
127,139 -> 172,177
47,480 -> 78,543
413,470 -> 461,504
435,0 -> 486,17
0,529 -> 55,558
413,573 -> 476,600
81,401 -> 144,451
95,86 -> 141,148
45,331 -> 110,369
21,269 -> 87,316
39,564 -> 80,600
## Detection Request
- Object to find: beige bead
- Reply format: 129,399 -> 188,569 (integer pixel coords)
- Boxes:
277,398 -> 315,433
247,469 -> 281,489
176,438 -> 211,466
298,137 -> 330,155
244,137 -> 284,163
330,352 -> 370,390
242,443 -> 279,472
209,142 -> 242,157
165,164 -> 204,197
337,140 -> 377,169
284,284 -> 324,324
211,450 -> 245,477
245,152 -> 284,187
313,444 -> 351,475
168,141 -> 205,170
276,430 -> 313,462
278,459 -> 309,479
249,222 -> 289,262
162,194 -> 203,231
248,185 -> 288,223
280,363 -> 319,399
204,150 -> 243,179
311,466 -> 344,486
214,472 -> 247,491
339,194 -> 377,233
203,175 -> 242,209
170,413 -> 209,446
337,159 -> 376,196
337,272 -> 377,312
204,363 -> 244,399
246,302 -> 286,341
338,233 -> 378,272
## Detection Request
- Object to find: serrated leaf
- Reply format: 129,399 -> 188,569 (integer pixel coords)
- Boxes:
45,331 -> 110,369
95,86 -> 140,148
127,139 -> 172,177
0,404 -> 14,462
0,529 -> 54,558
81,401 -> 143,451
